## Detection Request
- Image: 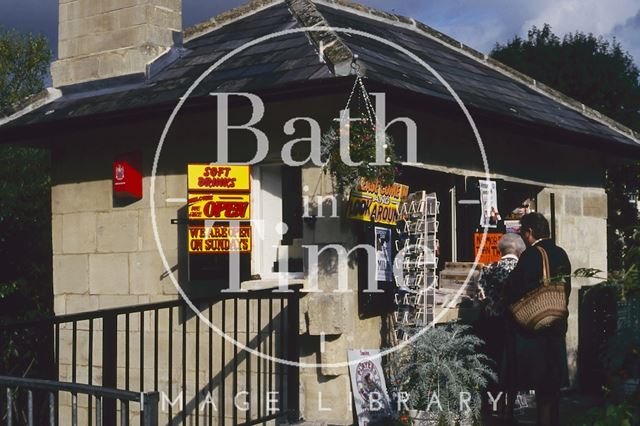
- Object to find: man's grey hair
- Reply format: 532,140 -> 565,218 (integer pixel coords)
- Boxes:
498,233 -> 526,256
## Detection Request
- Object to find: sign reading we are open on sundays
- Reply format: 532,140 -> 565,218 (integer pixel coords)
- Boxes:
187,164 -> 252,254
188,225 -> 252,253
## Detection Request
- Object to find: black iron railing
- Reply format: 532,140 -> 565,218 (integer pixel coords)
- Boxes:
0,286 -> 301,425
0,375 -> 158,426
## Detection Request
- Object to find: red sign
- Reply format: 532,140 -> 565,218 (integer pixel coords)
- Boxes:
474,233 -> 503,264
113,151 -> 142,199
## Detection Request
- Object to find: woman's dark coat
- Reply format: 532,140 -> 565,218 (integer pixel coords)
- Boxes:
503,238 -> 572,391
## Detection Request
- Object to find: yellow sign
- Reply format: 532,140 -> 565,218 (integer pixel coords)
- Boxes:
187,164 -> 251,192
188,225 -> 252,254
347,179 -> 409,225
188,193 -> 250,220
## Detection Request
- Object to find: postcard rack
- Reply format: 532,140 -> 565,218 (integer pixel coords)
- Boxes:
393,191 -> 440,341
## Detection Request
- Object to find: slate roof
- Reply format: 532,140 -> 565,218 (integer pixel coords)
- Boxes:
1,0 -> 638,152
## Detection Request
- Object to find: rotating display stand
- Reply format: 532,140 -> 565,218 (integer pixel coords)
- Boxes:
393,191 -> 440,341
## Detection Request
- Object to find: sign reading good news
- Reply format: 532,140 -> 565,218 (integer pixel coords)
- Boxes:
187,164 -> 251,254
347,178 -> 409,225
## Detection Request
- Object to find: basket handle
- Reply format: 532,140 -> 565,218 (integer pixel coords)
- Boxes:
536,246 -> 551,286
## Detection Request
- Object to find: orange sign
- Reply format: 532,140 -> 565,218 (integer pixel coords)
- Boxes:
188,193 -> 250,220
187,164 -> 251,192
188,225 -> 252,254
474,233 -> 503,264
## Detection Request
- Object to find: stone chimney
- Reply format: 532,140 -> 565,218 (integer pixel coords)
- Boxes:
51,0 -> 182,87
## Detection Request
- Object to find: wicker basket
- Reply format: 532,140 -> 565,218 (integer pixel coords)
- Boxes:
509,246 -> 568,332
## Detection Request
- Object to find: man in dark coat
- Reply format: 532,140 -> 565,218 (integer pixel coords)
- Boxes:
504,212 -> 571,426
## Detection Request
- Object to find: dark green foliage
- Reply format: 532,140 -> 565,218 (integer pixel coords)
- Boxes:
0,26 -> 52,377
0,27 -> 51,116
321,117 -> 400,194
491,24 -> 640,270
571,402 -> 638,426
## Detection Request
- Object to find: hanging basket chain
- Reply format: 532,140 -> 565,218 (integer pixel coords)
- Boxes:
321,59 -> 400,193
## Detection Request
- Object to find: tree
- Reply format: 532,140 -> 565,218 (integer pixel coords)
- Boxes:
0,27 -> 52,376
491,24 -> 640,269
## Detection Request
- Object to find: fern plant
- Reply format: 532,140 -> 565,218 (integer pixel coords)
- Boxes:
395,323 -> 496,425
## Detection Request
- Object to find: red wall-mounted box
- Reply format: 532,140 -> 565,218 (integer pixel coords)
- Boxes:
113,151 -> 143,199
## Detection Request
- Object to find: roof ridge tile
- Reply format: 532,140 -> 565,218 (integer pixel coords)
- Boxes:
286,0 -> 354,76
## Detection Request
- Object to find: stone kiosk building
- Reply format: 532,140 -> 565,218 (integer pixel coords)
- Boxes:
1,0 -> 639,424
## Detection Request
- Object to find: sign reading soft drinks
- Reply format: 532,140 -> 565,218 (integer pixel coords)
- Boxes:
347,178 -> 409,225
187,164 -> 251,192
187,164 -> 251,254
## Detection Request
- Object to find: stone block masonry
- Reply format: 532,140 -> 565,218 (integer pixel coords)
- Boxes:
52,0 -> 182,87
537,186 -> 608,387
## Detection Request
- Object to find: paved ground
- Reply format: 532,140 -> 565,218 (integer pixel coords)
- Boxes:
483,390 -> 604,425
291,390 -> 606,425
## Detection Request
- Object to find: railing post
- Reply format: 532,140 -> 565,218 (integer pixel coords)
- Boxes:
102,313 -> 117,426
286,292 -> 300,422
141,392 -> 159,426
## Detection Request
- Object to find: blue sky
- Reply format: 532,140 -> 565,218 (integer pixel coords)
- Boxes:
1,0 -> 639,66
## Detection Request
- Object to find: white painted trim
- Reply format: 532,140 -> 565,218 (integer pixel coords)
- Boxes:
0,88 -> 62,127
402,161 -> 604,190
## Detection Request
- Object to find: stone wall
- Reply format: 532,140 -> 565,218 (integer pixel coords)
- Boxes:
537,186 -> 608,387
52,0 -> 181,86
52,173 -> 183,315
297,166 -> 384,423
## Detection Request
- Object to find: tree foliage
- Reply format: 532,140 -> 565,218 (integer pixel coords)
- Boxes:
0,27 -> 51,116
0,27 -> 52,376
491,24 -> 640,269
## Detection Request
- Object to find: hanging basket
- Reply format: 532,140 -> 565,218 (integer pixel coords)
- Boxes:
321,75 -> 400,194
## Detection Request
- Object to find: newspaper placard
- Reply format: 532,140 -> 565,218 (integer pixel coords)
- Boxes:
348,349 -> 393,426
375,227 -> 393,281
474,232 -> 503,264
479,180 -> 501,228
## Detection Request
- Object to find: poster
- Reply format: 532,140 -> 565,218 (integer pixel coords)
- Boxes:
479,180 -> 501,228
347,178 -> 409,225
374,227 -> 392,281
474,232 -> 503,264
348,349 -> 393,426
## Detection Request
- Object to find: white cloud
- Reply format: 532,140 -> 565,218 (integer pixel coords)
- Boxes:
523,0 -> 639,37
368,0 -> 640,64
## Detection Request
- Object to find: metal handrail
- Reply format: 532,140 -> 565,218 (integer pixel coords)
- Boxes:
1,284 -> 302,425
0,285 -> 303,330
0,376 -> 158,426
